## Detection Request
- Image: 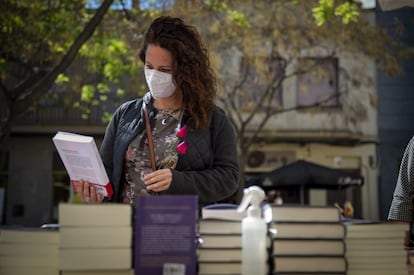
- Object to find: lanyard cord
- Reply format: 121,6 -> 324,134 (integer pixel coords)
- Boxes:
142,102 -> 157,172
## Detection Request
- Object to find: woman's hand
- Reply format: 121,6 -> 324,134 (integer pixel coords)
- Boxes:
144,169 -> 172,192
72,180 -> 104,203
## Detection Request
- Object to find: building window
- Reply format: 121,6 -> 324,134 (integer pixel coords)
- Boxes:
237,56 -> 283,111
297,57 -> 338,107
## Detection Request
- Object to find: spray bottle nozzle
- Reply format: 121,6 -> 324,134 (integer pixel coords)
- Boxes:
237,185 -> 265,217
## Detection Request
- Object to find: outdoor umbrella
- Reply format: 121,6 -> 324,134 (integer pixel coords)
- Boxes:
259,159 -> 364,204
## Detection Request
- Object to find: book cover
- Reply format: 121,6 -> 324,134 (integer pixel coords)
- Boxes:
344,221 -> 409,239
199,234 -> 241,248
266,205 -> 341,223
345,237 -> 405,248
272,222 -> 346,239
273,256 -> 347,273
0,254 -> 59,268
275,273 -> 345,275
0,243 -> 58,255
134,195 -> 198,275
201,203 -> 246,221
0,267 -> 59,275
59,248 -> 131,271
198,247 -> 241,262
52,131 -> 113,197
348,270 -> 405,275
59,226 -> 132,248
60,270 -> 134,275
0,227 -> 59,244
58,203 -> 132,227
198,219 -> 242,235
272,239 -> 345,256
198,261 -> 241,275
346,257 -> 406,270
347,249 -> 406,257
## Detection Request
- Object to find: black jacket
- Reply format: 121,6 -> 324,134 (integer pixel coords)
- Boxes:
100,94 -> 240,206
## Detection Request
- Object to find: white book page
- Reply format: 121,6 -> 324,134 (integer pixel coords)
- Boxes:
52,131 -> 110,196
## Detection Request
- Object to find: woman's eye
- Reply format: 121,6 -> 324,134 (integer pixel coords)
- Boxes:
161,69 -> 172,74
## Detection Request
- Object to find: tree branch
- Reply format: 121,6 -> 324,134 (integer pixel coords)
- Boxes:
11,0 -> 114,119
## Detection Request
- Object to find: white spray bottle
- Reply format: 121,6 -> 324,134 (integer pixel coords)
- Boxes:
237,185 -> 267,275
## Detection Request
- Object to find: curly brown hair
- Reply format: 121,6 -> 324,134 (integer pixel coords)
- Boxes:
139,16 -> 217,130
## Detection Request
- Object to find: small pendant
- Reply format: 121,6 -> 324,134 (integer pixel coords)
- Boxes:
161,118 -> 168,125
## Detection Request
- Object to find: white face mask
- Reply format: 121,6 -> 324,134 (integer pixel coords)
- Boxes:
144,69 -> 176,99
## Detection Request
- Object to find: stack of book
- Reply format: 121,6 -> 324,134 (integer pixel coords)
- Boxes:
197,204 -> 245,275
58,203 -> 134,275
268,205 -> 347,275
134,195 -> 198,275
0,226 -> 60,275
344,221 -> 408,275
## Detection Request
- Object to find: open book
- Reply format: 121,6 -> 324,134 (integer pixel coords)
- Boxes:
52,131 -> 113,197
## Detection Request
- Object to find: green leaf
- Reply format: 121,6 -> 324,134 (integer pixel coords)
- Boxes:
227,10 -> 250,28
55,73 -> 70,84
81,85 -> 95,102
205,0 -> 227,11
116,88 -> 125,97
312,0 -> 335,26
97,83 -> 110,94
335,2 -> 359,24
102,111 -> 113,123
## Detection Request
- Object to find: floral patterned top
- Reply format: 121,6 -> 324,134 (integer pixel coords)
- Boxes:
121,108 -> 182,205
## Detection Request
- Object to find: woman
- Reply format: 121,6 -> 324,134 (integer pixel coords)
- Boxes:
75,16 -> 240,207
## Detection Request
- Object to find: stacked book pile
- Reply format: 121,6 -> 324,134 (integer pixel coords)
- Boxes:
268,205 -> 347,275
58,203 -> 134,275
197,204 -> 246,275
134,195 -> 198,275
0,226 -> 60,275
344,221 -> 408,275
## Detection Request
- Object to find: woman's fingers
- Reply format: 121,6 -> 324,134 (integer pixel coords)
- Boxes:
89,184 -> 104,203
83,181 -> 91,202
144,169 -> 172,192
74,180 -> 103,203
96,194 -> 104,202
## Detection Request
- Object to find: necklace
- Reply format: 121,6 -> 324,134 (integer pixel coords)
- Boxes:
156,108 -> 182,125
